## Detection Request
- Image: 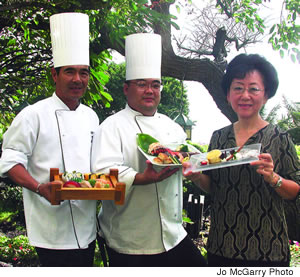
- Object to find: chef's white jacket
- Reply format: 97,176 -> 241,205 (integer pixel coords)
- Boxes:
92,104 -> 187,254
0,93 -> 99,249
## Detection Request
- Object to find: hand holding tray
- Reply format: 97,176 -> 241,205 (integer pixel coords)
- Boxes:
49,168 -> 126,205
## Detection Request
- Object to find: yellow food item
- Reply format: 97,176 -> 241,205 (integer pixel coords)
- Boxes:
158,153 -> 173,164
153,157 -> 163,164
207,149 -> 222,164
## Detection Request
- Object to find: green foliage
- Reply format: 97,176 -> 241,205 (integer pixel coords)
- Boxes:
159,77 -> 190,118
216,0 -> 300,63
186,140 -> 208,153
200,244 -> 208,261
84,51 -> 113,108
260,103 -> 281,125
0,184 -> 26,227
277,96 -> 300,144
216,1 -> 265,32
0,231 -> 107,267
290,241 -> 300,267
0,123 -> 4,141
268,0 -> 300,63
0,184 -> 23,213
260,96 -> 300,144
91,62 -> 127,122
295,145 -> 300,159
0,235 -> 39,266
93,240 -> 107,267
182,209 -> 193,224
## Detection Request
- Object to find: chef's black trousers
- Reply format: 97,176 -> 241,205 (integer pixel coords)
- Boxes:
105,235 -> 207,267
35,240 -> 96,267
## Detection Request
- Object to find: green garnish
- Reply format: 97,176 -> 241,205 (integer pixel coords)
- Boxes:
71,177 -> 83,183
88,179 -> 96,187
176,144 -> 189,152
170,155 -> 180,164
136,133 -> 158,154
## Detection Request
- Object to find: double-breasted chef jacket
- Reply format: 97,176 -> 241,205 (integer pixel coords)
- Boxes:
0,93 -> 99,249
92,104 -> 187,255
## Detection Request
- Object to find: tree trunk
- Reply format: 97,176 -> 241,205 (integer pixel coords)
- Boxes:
162,51 -> 237,122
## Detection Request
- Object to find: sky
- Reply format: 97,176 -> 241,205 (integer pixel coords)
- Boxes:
170,1 -> 300,144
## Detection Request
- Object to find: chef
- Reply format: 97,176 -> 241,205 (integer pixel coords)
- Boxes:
0,13 -> 99,266
91,33 -> 207,266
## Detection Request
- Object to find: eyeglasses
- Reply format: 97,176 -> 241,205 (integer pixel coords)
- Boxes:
231,86 -> 264,96
129,80 -> 163,92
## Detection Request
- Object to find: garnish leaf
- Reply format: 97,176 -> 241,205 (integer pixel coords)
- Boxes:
136,133 -> 158,154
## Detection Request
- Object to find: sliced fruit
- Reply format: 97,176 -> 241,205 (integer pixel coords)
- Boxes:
63,181 -> 81,188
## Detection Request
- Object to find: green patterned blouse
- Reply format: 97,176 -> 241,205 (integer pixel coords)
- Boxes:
205,124 -> 300,262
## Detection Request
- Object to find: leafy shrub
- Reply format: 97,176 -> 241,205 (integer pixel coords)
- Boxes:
0,183 -> 25,226
290,241 -> 300,267
186,140 -> 208,153
0,234 -> 108,267
0,235 -> 39,266
295,145 -> 300,159
93,241 -> 107,267
0,183 -> 23,211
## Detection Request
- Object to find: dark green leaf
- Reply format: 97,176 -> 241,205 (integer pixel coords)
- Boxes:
136,133 -> 158,154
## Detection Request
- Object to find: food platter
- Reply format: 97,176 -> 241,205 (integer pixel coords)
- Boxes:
136,133 -> 201,166
183,143 -> 261,173
49,168 -> 126,205
138,143 -> 200,167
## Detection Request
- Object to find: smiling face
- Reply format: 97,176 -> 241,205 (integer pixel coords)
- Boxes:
51,65 -> 90,110
124,78 -> 162,116
227,70 -> 268,120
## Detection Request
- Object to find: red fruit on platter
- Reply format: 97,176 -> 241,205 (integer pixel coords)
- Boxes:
63,181 -> 81,188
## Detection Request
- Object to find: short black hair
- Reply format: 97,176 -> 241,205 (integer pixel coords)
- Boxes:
221,54 -> 279,99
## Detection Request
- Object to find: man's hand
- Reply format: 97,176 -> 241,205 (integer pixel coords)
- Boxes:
7,164 -> 57,203
134,160 -> 179,186
38,182 -> 62,203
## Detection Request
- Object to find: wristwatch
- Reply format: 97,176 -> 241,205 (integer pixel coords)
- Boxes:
271,175 -> 282,189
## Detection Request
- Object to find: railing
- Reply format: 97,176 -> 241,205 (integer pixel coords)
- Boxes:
186,194 -> 205,238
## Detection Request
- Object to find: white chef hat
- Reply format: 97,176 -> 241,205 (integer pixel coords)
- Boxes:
50,12 -> 89,68
125,33 -> 162,81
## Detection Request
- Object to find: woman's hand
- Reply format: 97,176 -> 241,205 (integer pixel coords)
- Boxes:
182,162 -> 211,193
250,153 -> 276,184
182,161 -> 201,180
251,153 -> 300,199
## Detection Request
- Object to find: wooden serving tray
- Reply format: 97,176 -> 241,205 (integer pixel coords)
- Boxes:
50,168 -> 126,206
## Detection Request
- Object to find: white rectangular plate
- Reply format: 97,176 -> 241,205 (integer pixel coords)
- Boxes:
138,143 -> 200,167
184,143 -> 261,173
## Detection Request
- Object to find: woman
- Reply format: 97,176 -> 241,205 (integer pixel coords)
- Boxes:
184,54 -> 300,267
